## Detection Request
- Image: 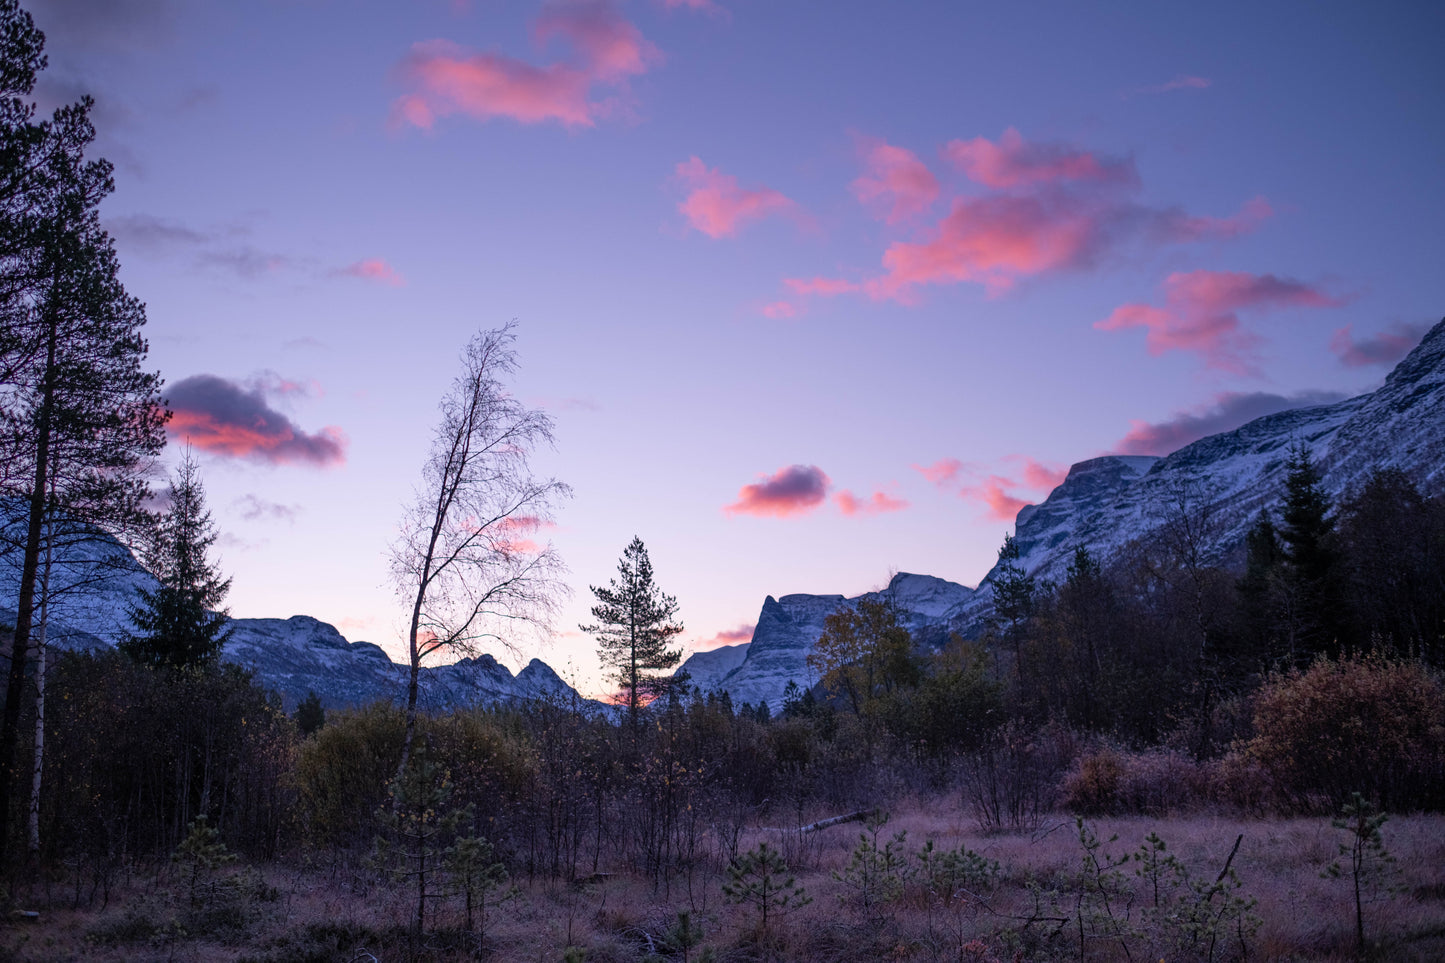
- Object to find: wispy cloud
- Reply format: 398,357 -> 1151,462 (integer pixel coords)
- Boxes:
1097,270 -> 1346,373
693,623 -> 754,650
336,258 -> 406,286
234,494 -> 301,524
912,458 -> 965,488
851,135 -> 939,224
1113,389 -> 1349,456
675,156 -> 796,238
1329,321 -> 1430,368
391,0 -> 658,129
724,464 -> 830,518
168,374 -> 347,467
834,489 -> 909,516
776,128 -> 1271,308
942,127 -> 1138,190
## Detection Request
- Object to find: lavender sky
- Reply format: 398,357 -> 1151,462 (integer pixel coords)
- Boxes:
28,0 -> 1445,694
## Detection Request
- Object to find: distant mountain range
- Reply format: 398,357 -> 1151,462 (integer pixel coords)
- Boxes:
5,317 -> 1442,712
0,523 -> 581,710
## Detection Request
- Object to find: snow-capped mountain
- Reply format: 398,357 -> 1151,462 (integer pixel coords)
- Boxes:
687,315 -> 1445,708
0,521 -> 585,710
960,314 -> 1445,615
677,572 -> 975,709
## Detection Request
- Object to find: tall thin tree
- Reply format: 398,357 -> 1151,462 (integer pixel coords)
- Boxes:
390,323 -> 569,779
583,536 -> 684,727
0,7 -> 167,866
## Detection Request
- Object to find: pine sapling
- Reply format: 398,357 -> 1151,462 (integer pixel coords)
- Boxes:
1324,792 -> 1395,956
722,841 -> 811,933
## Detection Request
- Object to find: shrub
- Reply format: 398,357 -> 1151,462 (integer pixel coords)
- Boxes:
1239,653 -> 1445,812
1062,746 -> 1212,815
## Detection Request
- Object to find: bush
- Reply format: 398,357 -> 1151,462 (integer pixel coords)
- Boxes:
1062,746 -> 1212,815
1238,653 -> 1445,812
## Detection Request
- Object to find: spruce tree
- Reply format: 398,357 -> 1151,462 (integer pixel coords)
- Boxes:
122,450 -> 233,669
582,536 -> 683,726
990,534 -> 1036,685
1277,442 -> 1344,657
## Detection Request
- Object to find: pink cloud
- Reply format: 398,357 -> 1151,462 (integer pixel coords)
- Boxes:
1114,389 -> 1349,456
534,0 -> 658,82
912,458 -> 964,487
1161,196 -> 1273,242
695,623 -> 754,650
725,464 -> 829,518
1097,270 -> 1345,373
1329,321 -> 1429,368
835,489 -> 909,516
167,374 -> 346,468
1009,457 -> 1067,491
943,127 -> 1137,190
865,191 -> 1111,298
761,300 -> 799,319
784,276 -> 860,297
337,258 -> 405,286
962,477 -> 1032,522
390,2 -> 656,129
851,135 -> 939,224
676,157 -> 795,238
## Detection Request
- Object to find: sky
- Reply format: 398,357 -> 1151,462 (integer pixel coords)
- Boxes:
25,0 -> 1445,695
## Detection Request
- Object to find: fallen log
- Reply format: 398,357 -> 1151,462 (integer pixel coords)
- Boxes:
758,808 -> 876,835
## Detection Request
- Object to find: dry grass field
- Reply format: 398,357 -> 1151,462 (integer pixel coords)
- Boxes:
2,796 -> 1442,963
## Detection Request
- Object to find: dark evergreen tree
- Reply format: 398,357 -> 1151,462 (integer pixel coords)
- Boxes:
1237,509 -> 1284,662
989,534 -> 1037,686
582,536 -> 683,727
294,690 -> 326,736
0,4 -> 168,866
1337,469 -> 1445,663
121,451 -> 232,668
1277,442 -> 1344,657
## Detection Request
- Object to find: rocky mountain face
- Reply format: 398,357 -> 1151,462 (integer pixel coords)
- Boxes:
683,315 -> 1445,708
677,572 -> 975,709
0,524 -> 583,710
958,315 -> 1445,618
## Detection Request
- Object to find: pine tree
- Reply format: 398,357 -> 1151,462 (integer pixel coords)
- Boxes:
1277,442 -> 1344,657
122,450 -> 233,669
0,3 -> 168,866
990,534 -> 1037,686
582,536 -> 683,726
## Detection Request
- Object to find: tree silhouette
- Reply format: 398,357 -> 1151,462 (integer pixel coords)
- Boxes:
583,536 -> 683,727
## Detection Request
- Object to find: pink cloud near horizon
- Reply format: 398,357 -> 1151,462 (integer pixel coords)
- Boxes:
725,464 -> 830,518
912,458 -> 965,487
943,127 -> 1138,190
964,477 -> 1032,522
851,136 -> 939,224
1329,321 -> 1429,368
338,258 -> 405,286
391,1 -> 656,129
834,489 -> 909,516
760,300 -> 799,319
167,374 -> 347,468
1097,270 -> 1345,373
694,623 -> 755,650
1114,389 -> 1350,456
676,156 -> 795,238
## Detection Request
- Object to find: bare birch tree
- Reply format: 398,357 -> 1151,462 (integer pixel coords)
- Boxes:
390,323 -> 569,777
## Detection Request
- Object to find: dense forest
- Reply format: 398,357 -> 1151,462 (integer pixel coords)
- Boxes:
1,1 -> 1443,959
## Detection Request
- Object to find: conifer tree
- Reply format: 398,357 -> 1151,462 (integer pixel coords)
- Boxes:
122,450 -> 233,669
583,536 -> 683,726
990,534 -> 1037,685
0,1 -> 168,866
1277,442 -> 1344,657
